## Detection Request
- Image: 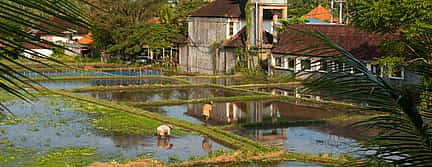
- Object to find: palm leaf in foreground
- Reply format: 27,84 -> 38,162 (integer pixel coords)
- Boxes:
0,0 -> 91,113
288,28 -> 432,166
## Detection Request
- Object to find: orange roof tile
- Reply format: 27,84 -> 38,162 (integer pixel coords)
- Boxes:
146,17 -> 160,23
304,5 -> 338,22
77,33 -> 93,45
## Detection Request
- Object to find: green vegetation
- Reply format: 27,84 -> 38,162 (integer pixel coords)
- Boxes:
0,140 -> 34,166
73,100 -> 185,136
29,147 -> 100,167
0,139 -> 99,167
239,115 -> 381,128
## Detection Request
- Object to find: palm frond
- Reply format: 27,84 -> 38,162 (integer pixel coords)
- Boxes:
0,0 -> 91,112
287,27 -> 432,166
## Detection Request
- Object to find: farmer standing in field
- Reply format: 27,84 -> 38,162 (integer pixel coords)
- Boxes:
202,101 -> 213,122
156,124 -> 172,138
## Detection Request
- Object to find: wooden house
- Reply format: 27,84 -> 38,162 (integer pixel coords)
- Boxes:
179,0 -> 288,74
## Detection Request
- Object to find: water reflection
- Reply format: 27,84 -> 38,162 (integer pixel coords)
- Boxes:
157,137 -> 173,150
38,78 -> 179,90
148,101 -> 348,126
235,126 -> 359,155
202,136 -> 213,153
82,88 -> 251,102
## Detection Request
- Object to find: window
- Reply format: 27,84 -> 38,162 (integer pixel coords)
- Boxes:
320,60 -> 328,71
301,59 -> 311,70
287,58 -> 295,69
389,67 -> 404,79
275,57 -> 282,67
371,65 -> 382,76
229,22 -> 234,36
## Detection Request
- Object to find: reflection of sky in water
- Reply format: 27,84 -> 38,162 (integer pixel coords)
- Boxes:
2,98 -> 229,164
81,88 -> 250,102
36,78 -> 178,90
235,127 -> 360,156
142,105 -> 204,125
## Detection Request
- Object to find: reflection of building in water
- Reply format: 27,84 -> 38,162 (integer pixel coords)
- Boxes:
185,101 -> 280,125
257,86 -> 322,101
255,128 -> 287,149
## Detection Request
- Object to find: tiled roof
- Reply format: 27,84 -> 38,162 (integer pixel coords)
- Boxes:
223,27 -> 273,48
304,5 -> 338,22
272,24 -> 399,60
77,33 -> 93,45
147,17 -> 160,23
189,0 -> 245,17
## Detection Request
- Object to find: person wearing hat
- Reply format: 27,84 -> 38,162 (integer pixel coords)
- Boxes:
202,101 -> 213,122
156,124 -> 172,138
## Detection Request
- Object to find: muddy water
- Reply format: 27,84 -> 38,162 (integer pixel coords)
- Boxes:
0,98 -> 229,166
37,78 -> 180,90
141,100 -> 357,126
80,88 -> 252,102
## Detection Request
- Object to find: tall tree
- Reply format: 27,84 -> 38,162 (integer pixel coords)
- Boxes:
90,0 -> 165,52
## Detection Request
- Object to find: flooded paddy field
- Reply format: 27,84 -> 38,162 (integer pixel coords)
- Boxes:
140,100 -> 371,157
79,87 -> 254,102
234,125 -> 360,156
2,71 -> 369,166
140,100 -> 367,126
37,78 -> 181,90
0,97 -> 230,166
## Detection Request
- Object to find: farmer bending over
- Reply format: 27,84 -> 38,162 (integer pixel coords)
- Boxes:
156,124 -> 172,138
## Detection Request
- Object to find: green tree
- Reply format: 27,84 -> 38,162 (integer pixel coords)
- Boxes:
351,0 -> 432,67
90,0 -> 165,52
107,22 -> 182,60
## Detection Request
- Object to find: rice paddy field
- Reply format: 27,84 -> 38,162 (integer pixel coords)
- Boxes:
0,67 -> 377,166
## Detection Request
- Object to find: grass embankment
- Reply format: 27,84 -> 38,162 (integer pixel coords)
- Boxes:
235,114 -> 382,128
229,82 -> 301,88
71,99 -> 185,136
172,151 -> 349,167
